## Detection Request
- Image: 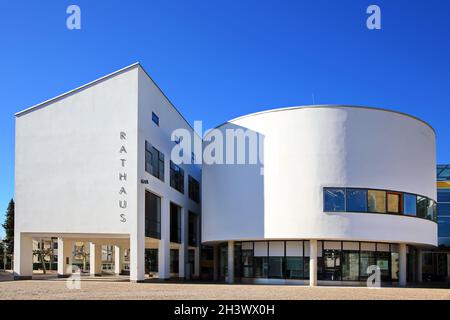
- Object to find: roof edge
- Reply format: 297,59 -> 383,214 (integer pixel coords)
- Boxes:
15,62 -> 141,117
209,105 -> 436,136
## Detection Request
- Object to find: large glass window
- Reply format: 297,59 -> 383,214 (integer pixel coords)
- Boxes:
438,203 -> 450,217
387,192 -> 402,214
241,246 -> 254,278
403,193 -> 417,216
322,250 -> 341,281
368,190 -> 386,213
145,191 -> 161,239
268,257 -> 284,278
342,251 -> 359,281
359,251 -> 376,280
427,199 -> 437,222
438,189 -> 450,202
145,248 -> 158,273
145,141 -> 164,181
438,217 -> 450,238
170,249 -> 179,273
188,175 -> 200,203
417,196 -> 428,219
376,251 -> 391,281
254,257 -> 268,278
346,189 -> 367,212
285,257 -> 303,279
324,188 -> 345,212
170,203 -> 181,244
170,161 -> 185,193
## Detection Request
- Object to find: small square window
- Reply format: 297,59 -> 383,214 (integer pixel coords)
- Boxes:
152,112 -> 159,126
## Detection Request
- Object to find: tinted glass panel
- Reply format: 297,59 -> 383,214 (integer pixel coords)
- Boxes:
368,190 -> 386,213
438,203 -> 450,216
360,251 -> 376,279
324,188 -> 345,212
404,193 -> 417,216
254,257 -> 268,278
417,196 -> 428,219
387,193 -> 401,213
145,191 -> 161,239
342,251 -> 359,281
285,257 -> 303,279
438,216 -> 450,237
437,189 -> 450,202
268,257 -> 284,278
346,189 -> 367,212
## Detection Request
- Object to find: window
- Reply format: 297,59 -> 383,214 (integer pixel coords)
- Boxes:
346,189 -> 367,212
170,249 -> 179,273
170,203 -> 181,244
188,175 -> 200,203
145,141 -> 164,181
438,217 -> 450,238
359,251 -> 376,280
170,161 -> 184,193
368,190 -> 386,213
145,191 -> 161,239
188,211 -> 198,247
387,192 -> 402,214
285,257 -> 303,279
438,189 -> 450,202
403,193 -> 417,216
152,112 -> 159,126
268,257 -> 284,278
254,257 -> 268,278
417,196 -> 428,219
324,188 -> 345,212
342,251 -> 359,281
427,199 -> 436,221
438,203 -> 450,217
145,249 -> 158,273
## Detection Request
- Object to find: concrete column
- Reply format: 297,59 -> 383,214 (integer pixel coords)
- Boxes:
178,207 -> 187,279
309,240 -> 318,287
13,233 -> 33,280
416,248 -> 422,283
213,244 -> 219,281
57,238 -> 72,277
114,245 -> 124,275
399,243 -> 407,287
89,243 -> 102,276
158,197 -> 170,279
227,240 -> 234,284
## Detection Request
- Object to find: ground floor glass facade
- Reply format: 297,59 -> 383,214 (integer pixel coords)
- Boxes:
225,240 -> 401,282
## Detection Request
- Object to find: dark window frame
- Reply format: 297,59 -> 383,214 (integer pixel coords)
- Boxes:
152,112 -> 159,126
170,160 -> 185,194
323,187 -> 437,223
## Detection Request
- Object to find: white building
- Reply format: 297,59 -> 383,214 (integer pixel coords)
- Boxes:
14,63 -> 438,286
202,106 -> 438,286
14,63 -> 202,282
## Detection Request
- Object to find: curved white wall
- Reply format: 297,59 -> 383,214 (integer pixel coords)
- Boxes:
202,106 -> 437,246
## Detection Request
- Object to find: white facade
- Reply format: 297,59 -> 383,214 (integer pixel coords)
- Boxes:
14,63 -> 438,286
14,63 -> 201,282
202,106 -> 438,285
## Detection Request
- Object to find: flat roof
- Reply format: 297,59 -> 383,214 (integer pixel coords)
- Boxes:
210,105 -> 436,136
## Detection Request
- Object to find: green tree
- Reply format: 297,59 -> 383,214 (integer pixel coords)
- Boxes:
2,199 -> 14,255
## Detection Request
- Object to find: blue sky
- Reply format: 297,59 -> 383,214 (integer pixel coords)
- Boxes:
1,0 -> 449,237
